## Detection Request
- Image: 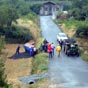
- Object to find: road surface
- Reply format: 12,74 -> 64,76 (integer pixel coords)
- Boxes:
40,16 -> 88,88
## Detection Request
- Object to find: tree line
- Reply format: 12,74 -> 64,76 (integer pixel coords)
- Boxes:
0,0 -> 41,44
57,0 -> 88,38
71,0 -> 88,37
71,0 -> 88,21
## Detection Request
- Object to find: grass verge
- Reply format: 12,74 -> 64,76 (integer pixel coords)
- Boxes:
31,52 -> 48,74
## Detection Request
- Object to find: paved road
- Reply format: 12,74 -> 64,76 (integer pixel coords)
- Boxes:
40,16 -> 88,88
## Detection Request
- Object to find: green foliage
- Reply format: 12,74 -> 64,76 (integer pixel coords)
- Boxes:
0,36 -> 5,54
0,26 -> 33,43
0,59 -> 7,87
0,6 -> 19,27
30,4 -> 42,14
15,0 -> 31,15
71,8 -> 81,20
82,54 -> 88,62
22,13 -> 37,22
57,19 -> 88,29
31,52 -> 48,74
76,25 -> 88,38
0,59 -> 12,88
0,0 -> 38,43
36,38 -> 44,49
72,0 -> 88,9
29,86 -> 37,88
71,0 -> 88,20
82,5 -> 88,20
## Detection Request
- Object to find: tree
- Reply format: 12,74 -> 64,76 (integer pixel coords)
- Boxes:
30,4 -> 42,14
71,0 -> 88,20
71,8 -> 81,20
17,2 -> 30,15
0,6 -> 18,27
76,25 -> 88,38
82,6 -> 88,19
7,7 -> 19,26
72,0 -> 88,9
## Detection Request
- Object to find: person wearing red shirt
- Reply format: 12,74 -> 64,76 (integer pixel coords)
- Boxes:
47,43 -> 53,58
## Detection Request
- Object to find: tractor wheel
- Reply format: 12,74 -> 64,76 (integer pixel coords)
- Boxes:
76,53 -> 79,57
67,53 -> 69,56
66,52 -> 69,56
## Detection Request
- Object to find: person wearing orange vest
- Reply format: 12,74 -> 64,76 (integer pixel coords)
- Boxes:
56,44 -> 61,56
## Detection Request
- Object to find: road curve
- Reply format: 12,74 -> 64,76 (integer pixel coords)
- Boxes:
40,16 -> 88,88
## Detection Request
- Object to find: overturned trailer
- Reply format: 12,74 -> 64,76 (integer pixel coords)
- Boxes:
24,42 -> 34,56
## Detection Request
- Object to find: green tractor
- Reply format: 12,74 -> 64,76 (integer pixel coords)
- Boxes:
63,39 -> 80,56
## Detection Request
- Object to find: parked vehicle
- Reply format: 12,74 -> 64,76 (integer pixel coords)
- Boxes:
57,33 -> 68,42
63,39 -> 80,56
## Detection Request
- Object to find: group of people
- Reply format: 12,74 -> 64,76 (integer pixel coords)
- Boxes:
15,39 -> 63,58
40,39 -> 62,58
39,39 -> 55,58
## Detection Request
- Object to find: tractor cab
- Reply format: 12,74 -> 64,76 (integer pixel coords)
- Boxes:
63,39 -> 79,56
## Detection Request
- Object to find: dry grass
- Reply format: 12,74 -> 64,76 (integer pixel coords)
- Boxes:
36,78 -> 51,88
1,44 -> 32,88
16,19 -> 40,41
60,23 -> 75,38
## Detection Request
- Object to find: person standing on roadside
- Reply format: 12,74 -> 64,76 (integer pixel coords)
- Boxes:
59,39 -> 63,49
51,43 -> 55,56
47,43 -> 53,58
56,44 -> 61,56
43,38 -> 48,45
43,39 -> 48,52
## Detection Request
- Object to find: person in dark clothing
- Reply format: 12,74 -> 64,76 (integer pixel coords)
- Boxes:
43,44 -> 47,52
39,44 -> 43,51
15,45 -> 20,54
51,43 -> 55,56
43,39 -> 48,45
59,39 -> 63,49
43,39 -> 48,52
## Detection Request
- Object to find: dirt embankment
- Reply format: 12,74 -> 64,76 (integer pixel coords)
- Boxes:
60,23 -> 75,38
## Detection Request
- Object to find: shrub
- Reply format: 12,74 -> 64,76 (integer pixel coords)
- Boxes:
0,59 -> 12,88
22,13 -> 37,23
0,36 -> 5,54
30,4 -> 41,15
82,54 -> 88,62
0,26 -> 33,43
0,59 -> 7,87
76,25 -> 88,37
